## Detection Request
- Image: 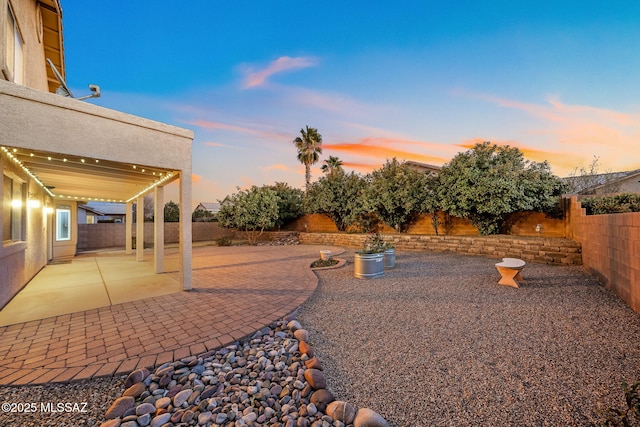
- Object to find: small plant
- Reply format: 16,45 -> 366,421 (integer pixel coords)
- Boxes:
310,258 -> 339,268
358,232 -> 386,254
601,380 -> 640,427
215,236 -> 233,246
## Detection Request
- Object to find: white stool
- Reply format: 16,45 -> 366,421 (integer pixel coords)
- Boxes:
495,258 -> 526,288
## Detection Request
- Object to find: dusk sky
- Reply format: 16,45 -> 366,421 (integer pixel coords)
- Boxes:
62,1 -> 640,206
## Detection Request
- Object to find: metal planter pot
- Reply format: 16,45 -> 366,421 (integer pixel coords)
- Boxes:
384,248 -> 396,269
354,252 -> 385,279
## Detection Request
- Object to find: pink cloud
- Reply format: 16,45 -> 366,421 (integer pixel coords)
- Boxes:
203,141 -> 228,147
186,119 -> 288,141
324,137 -> 450,165
244,56 -> 317,88
260,164 -> 290,172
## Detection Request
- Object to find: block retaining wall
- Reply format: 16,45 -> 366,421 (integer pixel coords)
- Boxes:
299,233 -> 582,265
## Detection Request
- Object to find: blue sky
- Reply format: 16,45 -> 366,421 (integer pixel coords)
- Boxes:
62,1 -> 640,205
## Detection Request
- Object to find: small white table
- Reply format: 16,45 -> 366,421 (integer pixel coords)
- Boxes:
495,258 -> 526,288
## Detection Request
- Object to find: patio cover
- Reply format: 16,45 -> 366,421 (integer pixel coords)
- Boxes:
0,79 -> 194,290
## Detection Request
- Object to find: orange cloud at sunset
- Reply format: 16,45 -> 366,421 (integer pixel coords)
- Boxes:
244,56 -> 317,88
323,137 -> 450,166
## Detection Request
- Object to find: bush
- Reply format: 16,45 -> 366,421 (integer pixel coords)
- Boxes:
365,158 -> 429,232
217,186 -> 279,245
305,169 -> 368,231
581,193 -> 640,215
438,142 -> 566,235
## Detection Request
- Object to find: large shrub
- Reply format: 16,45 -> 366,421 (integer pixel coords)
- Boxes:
438,142 -> 567,235
580,193 -> 640,215
365,158 -> 429,232
266,182 -> 304,228
305,169 -> 368,231
217,186 -> 279,244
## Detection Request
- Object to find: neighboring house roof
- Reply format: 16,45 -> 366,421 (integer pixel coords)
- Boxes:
85,202 -> 126,215
78,204 -> 104,215
404,160 -> 442,174
562,169 -> 640,195
196,202 -> 221,212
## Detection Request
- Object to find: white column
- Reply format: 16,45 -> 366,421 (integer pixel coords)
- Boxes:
136,195 -> 144,262
154,186 -> 165,273
179,171 -> 192,290
125,202 -> 133,255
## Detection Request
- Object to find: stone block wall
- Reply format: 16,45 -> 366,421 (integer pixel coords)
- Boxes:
299,233 -> 582,265
566,196 -> 640,313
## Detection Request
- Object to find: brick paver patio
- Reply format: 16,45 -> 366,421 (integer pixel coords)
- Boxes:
0,245 -> 343,386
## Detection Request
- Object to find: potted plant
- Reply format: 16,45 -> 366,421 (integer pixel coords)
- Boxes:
383,240 -> 396,269
354,232 -> 385,279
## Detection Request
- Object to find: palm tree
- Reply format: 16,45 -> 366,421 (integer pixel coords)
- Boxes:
293,125 -> 323,191
321,156 -> 343,175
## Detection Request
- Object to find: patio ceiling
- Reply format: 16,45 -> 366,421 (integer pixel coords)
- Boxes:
3,145 -> 177,202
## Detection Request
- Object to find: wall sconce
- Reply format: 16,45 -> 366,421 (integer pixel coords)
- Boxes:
28,199 -> 41,208
535,224 -> 542,237
44,207 -> 54,215
11,199 -> 22,208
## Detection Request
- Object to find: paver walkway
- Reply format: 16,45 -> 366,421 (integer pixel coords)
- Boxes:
0,245 -> 344,386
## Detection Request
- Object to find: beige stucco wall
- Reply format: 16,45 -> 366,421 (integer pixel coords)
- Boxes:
0,151 -> 51,308
0,80 -> 193,169
1,0 -> 50,91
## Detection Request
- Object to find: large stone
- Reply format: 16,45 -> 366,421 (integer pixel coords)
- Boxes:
135,402 -> 156,416
304,368 -> 326,390
287,320 -> 302,331
304,357 -> 323,370
294,329 -> 309,342
154,397 -> 171,409
299,341 -> 313,357
150,413 -> 172,427
99,420 -> 121,427
172,389 -> 193,407
310,389 -> 334,412
105,396 -> 135,420
123,382 -> 146,398
326,401 -> 356,425
125,368 -> 150,388
353,408 -> 390,427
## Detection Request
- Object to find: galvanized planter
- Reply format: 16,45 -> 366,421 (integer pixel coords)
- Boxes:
384,248 -> 396,269
354,252 -> 385,279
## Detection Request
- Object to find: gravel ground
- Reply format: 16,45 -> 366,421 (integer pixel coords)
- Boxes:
0,376 -> 125,426
298,251 -> 640,427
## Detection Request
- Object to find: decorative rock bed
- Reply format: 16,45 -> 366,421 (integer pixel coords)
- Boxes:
99,314 -> 388,427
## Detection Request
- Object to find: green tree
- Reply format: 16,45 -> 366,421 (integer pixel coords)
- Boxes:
265,182 -> 304,228
365,158 -> 429,232
293,125 -> 323,192
217,186 -> 279,244
164,201 -> 180,222
438,141 -> 567,235
192,207 -> 215,222
421,172 -> 442,235
306,169 -> 368,231
321,156 -> 343,176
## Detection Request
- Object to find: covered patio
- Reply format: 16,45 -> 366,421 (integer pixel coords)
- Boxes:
0,79 -> 194,309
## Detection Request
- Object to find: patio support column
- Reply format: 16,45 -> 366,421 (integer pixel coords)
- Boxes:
154,185 -> 165,273
179,171 -> 192,290
136,195 -> 144,262
125,202 -> 133,255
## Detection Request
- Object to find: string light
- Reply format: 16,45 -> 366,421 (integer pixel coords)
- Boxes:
1,146 -> 54,197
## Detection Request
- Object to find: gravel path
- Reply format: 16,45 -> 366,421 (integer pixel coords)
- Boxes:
298,251 -> 640,427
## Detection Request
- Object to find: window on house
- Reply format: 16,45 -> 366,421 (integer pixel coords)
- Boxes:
4,4 -> 24,84
2,174 -> 26,243
56,206 -> 71,241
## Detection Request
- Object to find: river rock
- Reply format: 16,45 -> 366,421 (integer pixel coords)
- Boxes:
105,396 -> 135,419
310,389 -> 335,412
353,408 -> 390,427
123,382 -> 146,398
294,329 -> 310,342
326,401 -> 356,425
125,368 -> 150,388
304,368 -> 326,390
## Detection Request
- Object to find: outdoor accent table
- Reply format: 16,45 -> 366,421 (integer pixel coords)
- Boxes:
495,258 -> 526,288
